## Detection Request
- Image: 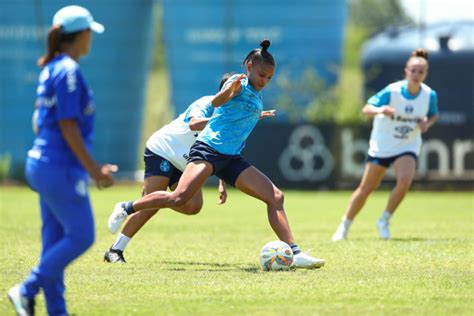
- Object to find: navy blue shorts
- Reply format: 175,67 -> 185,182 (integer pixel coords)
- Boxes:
367,151 -> 418,168
187,141 -> 251,186
143,147 -> 182,189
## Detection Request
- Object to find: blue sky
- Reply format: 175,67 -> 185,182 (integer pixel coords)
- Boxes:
401,0 -> 474,23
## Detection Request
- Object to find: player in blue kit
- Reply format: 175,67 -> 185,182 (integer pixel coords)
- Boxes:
104,75 -> 234,263
108,40 -> 325,269
7,6 -> 117,316
332,48 -> 439,241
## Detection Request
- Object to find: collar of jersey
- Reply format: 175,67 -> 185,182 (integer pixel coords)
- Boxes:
246,82 -> 262,98
401,80 -> 421,100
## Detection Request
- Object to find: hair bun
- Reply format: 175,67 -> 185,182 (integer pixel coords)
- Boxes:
260,39 -> 271,52
411,48 -> 428,60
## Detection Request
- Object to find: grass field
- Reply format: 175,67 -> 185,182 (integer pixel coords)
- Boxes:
1,185 -> 473,315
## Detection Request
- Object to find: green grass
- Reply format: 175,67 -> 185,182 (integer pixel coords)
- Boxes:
1,186 -> 473,315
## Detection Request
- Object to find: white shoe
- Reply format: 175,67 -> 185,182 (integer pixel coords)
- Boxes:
292,252 -> 325,269
108,202 -> 128,234
7,284 -> 35,316
332,223 -> 348,241
376,219 -> 390,239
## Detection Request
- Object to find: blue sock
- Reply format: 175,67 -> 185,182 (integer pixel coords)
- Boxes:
289,243 -> 301,255
123,201 -> 135,215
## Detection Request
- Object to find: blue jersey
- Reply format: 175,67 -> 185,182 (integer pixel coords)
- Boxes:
197,74 -> 263,155
28,54 -> 96,169
368,80 -> 439,118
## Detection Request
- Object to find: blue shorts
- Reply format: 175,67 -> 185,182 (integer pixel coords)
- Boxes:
187,141 -> 251,186
143,147 -> 182,189
367,152 -> 418,168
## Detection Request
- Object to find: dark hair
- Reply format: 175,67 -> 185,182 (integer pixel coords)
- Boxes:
242,39 -> 275,67
38,25 -> 84,67
219,72 -> 234,90
410,48 -> 429,61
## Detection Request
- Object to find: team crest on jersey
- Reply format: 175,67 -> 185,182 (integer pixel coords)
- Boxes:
404,104 -> 414,114
160,160 -> 171,172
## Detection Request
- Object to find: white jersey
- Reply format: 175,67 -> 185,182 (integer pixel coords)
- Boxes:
146,96 -> 214,171
368,81 -> 431,157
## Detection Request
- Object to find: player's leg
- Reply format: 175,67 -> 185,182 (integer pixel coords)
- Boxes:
234,166 -> 293,243
108,161 -> 212,233
332,162 -> 386,241
121,176 -> 169,237
136,161 -> 212,210
169,181 -> 204,215
376,154 -> 416,239
104,175 -> 170,263
234,166 -> 325,269
9,197 -> 58,315
37,168 -> 94,315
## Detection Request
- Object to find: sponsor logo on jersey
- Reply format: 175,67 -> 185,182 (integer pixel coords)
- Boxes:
244,103 -> 261,114
36,96 -> 57,108
394,125 -> 413,139
390,115 -> 421,123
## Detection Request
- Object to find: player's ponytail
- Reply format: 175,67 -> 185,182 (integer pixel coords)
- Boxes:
38,25 -> 84,67
410,48 -> 429,61
242,39 -> 275,67
38,25 -> 61,67
260,39 -> 271,54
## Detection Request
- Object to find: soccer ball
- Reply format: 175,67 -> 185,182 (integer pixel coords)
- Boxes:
260,240 -> 294,271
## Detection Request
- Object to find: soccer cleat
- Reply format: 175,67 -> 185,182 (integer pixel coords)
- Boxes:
292,252 -> 325,269
332,223 -> 349,241
108,202 -> 128,234
104,248 -> 126,263
7,284 -> 35,316
376,219 -> 391,240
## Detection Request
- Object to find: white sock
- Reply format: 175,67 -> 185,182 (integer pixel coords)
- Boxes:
112,233 -> 131,251
379,211 -> 392,222
341,217 -> 353,229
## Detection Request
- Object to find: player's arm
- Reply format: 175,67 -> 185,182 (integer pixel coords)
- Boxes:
418,115 -> 438,133
259,109 -> 276,120
362,104 -> 395,117
362,86 -> 394,117
418,90 -> 439,133
189,117 -> 211,131
212,74 -> 246,107
59,119 -> 117,188
217,179 -> 227,204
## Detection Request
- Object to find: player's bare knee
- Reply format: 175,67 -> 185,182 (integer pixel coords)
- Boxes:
270,188 -> 284,208
396,177 -> 412,191
358,185 -> 376,198
185,203 -> 202,215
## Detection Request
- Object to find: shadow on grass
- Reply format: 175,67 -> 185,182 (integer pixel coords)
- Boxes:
389,237 -> 427,242
161,260 -> 260,273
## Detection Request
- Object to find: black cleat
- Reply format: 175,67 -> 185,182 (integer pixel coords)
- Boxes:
8,284 -> 35,316
104,248 -> 126,263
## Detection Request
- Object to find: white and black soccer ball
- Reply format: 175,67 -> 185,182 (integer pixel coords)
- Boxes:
259,240 -> 293,271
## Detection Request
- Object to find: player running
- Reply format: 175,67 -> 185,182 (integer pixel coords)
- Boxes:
108,39 -> 326,269
104,74 -> 232,263
332,48 -> 439,241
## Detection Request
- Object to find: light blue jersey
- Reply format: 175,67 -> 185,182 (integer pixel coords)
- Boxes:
368,80 -> 438,117
197,74 -> 263,155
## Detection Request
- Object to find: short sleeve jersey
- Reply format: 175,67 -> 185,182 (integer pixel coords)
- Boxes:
146,96 -> 215,171
28,54 -> 96,169
197,74 -> 263,155
367,80 -> 439,157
